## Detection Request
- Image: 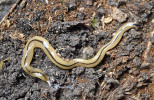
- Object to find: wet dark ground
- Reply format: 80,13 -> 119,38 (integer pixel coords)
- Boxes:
0,0 -> 153,100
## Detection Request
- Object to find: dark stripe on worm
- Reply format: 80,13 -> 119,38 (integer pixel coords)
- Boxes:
24,62 -> 48,81
21,22 -> 137,82
24,32 -> 118,67
24,21 -> 131,67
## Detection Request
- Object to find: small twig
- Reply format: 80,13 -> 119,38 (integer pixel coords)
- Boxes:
45,16 -> 52,34
125,5 -> 137,22
20,0 -> 27,8
128,10 -> 137,22
143,30 -> 153,62
0,0 -> 22,25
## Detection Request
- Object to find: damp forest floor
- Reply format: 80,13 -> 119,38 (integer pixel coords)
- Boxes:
0,0 -> 153,100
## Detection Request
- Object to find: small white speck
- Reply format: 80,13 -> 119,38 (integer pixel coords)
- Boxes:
24,63 -> 27,67
34,73 -> 43,77
74,59 -> 84,62
50,51 -> 55,56
45,0 -> 48,4
43,41 -> 49,48
25,50 -> 28,58
47,80 -> 51,86
25,45 -> 32,58
112,32 -> 116,36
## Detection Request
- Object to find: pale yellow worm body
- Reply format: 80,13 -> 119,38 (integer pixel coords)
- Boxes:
21,22 -> 137,82
0,59 -> 9,69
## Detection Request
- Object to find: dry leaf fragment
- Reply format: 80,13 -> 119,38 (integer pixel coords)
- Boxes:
111,7 -> 127,22
104,16 -> 113,23
1,19 -> 11,29
9,31 -> 25,41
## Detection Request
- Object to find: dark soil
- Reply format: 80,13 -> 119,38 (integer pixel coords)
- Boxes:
0,0 -> 153,100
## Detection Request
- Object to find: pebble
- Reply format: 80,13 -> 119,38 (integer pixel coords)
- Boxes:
133,57 -> 141,68
82,46 -> 94,59
93,29 -> 106,36
140,62 -> 150,69
105,77 -> 119,86
68,2 -> 77,11
69,35 -> 80,46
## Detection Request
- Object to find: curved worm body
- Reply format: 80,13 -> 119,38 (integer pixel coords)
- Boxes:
21,22 -> 137,82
